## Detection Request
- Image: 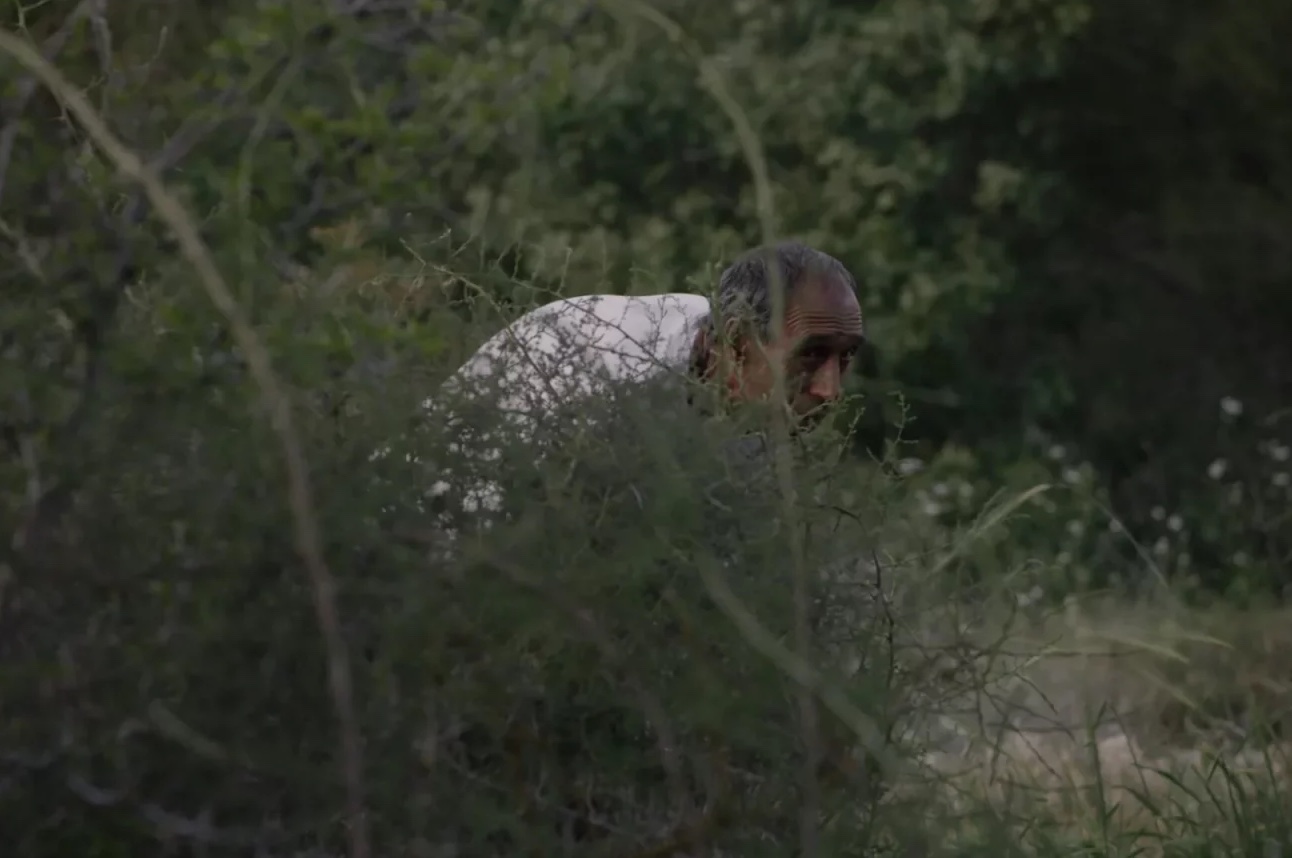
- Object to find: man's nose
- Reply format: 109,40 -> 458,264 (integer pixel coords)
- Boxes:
807,357 -> 843,401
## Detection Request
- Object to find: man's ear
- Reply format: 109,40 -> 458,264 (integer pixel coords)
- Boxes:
689,325 -> 716,380
718,319 -> 754,399
690,318 -> 745,378
719,316 -> 748,362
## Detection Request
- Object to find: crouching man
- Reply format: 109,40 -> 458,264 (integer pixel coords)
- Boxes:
415,240 -> 866,526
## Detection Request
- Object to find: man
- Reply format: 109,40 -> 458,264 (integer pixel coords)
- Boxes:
421,240 -> 865,518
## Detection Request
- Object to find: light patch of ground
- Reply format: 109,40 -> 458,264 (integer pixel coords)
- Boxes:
881,593 -> 1292,846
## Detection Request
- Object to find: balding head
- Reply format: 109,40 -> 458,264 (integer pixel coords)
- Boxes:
699,241 -> 865,421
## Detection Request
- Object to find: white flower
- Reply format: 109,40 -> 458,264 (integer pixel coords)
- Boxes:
1048,444 -> 1066,460
1220,396 -> 1243,417
1066,520 -> 1085,538
898,458 -> 924,476
1207,459 -> 1228,480
1062,467 -> 1082,485
1271,443 -> 1290,462
922,500 -> 943,517
1153,537 -> 1170,556
1274,472 -> 1290,488
1017,584 -> 1044,608
1167,514 -> 1183,532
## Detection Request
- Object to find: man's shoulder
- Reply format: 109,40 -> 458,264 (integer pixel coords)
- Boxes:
449,291 -> 710,397
511,292 -> 710,362
523,292 -> 711,329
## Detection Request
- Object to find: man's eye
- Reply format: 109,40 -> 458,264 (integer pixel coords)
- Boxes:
797,347 -> 830,365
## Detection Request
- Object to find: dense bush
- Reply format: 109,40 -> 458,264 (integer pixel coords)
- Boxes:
0,243 -> 953,854
4,0 -> 1292,854
8,0 -> 1290,593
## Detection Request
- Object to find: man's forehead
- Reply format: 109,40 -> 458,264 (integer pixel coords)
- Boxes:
786,274 -> 862,324
790,273 -> 858,306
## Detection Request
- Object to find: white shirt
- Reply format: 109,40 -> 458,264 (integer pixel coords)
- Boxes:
422,292 -> 712,516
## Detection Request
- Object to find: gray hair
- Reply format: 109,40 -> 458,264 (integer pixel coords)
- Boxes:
712,240 -> 857,339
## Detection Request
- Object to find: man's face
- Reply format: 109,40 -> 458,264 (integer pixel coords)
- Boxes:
726,275 -> 865,423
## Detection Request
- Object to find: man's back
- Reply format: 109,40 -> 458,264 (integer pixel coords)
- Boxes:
435,292 -> 711,417
424,292 -> 711,515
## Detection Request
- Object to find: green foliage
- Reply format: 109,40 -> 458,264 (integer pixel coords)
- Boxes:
2,261 -> 912,853
4,0 -> 1292,852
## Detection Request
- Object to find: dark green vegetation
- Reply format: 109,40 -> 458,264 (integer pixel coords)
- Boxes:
3,0 -> 1291,855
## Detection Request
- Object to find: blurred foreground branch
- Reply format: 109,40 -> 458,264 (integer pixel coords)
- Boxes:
0,27 -> 372,858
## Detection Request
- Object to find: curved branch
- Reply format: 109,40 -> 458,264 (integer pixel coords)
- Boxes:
0,27 -> 371,858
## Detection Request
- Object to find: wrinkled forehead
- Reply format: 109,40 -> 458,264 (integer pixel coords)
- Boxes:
784,274 -> 863,332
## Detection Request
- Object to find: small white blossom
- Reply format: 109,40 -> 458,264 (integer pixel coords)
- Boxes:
1207,459 -> 1228,480
1153,537 -> 1170,556
922,500 -> 943,517
932,482 -> 950,497
1017,584 -> 1044,608
1270,443 -> 1290,462
1167,514 -> 1183,532
1274,472 -> 1290,488
1220,396 -> 1243,417
1062,467 -> 1082,485
1151,506 -> 1165,521
1048,444 -> 1066,460
1066,520 -> 1085,538
898,458 -> 924,476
